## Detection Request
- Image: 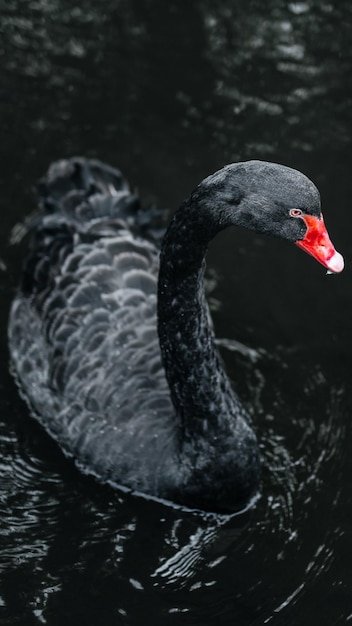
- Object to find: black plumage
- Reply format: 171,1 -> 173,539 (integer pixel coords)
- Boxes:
8,158 -> 328,512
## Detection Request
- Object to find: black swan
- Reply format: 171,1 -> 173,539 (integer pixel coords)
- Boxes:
8,159 -> 344,513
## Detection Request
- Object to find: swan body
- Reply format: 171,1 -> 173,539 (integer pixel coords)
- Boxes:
8,158 -> 343,513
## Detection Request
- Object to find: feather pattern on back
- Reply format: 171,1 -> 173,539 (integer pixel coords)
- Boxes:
9,158 -> 180,496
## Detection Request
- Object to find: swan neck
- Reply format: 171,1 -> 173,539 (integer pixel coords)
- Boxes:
157,198 -> 236,433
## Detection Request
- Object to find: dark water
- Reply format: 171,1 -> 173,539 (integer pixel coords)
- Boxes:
1,1 -> 352,624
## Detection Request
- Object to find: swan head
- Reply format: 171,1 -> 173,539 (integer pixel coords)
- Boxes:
199,160 -> 344,274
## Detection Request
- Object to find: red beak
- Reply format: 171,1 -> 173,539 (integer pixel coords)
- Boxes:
295,214 -> 344,273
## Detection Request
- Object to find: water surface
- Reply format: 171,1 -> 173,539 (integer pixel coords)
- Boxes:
1,1 -> 352,624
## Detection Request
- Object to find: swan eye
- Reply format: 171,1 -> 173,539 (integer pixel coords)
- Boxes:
290,208 -> 303,218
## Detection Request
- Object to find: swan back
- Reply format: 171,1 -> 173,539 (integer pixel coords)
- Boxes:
9,159 -> 179,493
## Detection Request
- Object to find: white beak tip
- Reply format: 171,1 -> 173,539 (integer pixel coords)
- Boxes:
326,251 -> 344,274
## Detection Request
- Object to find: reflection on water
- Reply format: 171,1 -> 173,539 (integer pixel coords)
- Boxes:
1,348 -> 349,624
198,1 -> 352,169
1,0 -> 352,624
